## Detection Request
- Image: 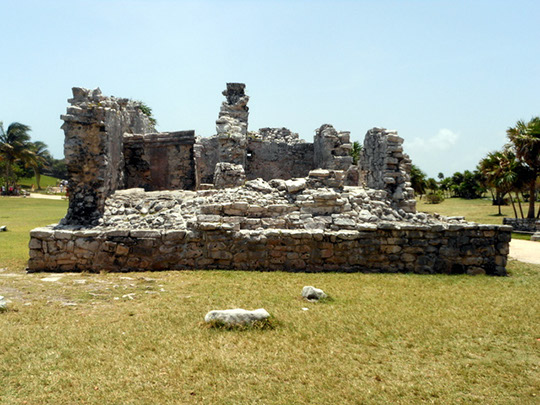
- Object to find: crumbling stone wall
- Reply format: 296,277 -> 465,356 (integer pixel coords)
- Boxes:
124,131 -> 195,191
314,124 -> 354,170
361,127 -> 416,213
29,170 -> 510,275
246,137 -> 314,180
32,83 -> 509,276
61,88 -> 155,226
194,136 -> 220,186
216,83 -> 249,137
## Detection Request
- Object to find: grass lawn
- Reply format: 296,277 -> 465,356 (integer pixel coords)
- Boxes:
0,197 -> 68,269
0,198 -> 539,404
17,174 -> 60,190
417,197 -> 536,241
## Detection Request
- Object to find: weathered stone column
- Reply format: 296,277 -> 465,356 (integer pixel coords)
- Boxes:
314,124 -> 354,170
61,88 -> 154,226
215,83 -> 249,167
361,128 -> 416,213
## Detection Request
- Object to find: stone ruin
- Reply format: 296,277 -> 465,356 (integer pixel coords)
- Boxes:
28,84 -> 511,276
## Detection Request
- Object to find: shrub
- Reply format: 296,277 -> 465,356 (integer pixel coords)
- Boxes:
425,192 -> 444,204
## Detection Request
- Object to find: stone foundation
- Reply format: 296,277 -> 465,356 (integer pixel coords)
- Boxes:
502,218 -> 539,233
28,223 -> 510,276
29,83 -> 511,276
29,172 -> 510,276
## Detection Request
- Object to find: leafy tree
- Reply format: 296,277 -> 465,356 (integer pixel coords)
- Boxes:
47,158 -> 67,179
426,178 -> 439,192
350,141 -> 362,165
437,172 -> 445,181
0,122 -> 35,190
507,117 -> 540,218
410,164 -> 427,197
449,170 -> 485,199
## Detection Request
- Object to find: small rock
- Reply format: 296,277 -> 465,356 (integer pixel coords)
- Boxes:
0,226 -> 6,232
302,286 -> 328,301
0,296 -> 7,311
204,308 -> 270,325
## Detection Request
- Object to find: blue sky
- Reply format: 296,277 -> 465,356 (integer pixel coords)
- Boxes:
2,0 -> 539,178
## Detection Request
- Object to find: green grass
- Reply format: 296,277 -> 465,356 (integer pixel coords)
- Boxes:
0,198 -> 539,404
417,197 -> 535,241
17,174 -> 60,190
417,197 -> 514,224
0,197 -> 68,269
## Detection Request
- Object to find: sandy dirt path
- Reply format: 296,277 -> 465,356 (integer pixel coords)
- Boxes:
26,193 -> 64,200
509,239 -> 540,265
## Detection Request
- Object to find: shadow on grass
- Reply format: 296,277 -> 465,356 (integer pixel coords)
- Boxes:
201,317 -> 279,331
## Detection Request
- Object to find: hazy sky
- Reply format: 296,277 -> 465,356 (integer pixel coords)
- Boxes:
2,0 -> 539,178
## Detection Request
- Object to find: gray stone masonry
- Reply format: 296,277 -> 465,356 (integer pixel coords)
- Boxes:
29,83 -> 510,276
123,131 -> 195,191
502,218 -> 539,233
29,170 -> 510,276
61,87 -> 155,226
213,162 -> 246,189
361,127 -> 416,213
314,124 -> 354,170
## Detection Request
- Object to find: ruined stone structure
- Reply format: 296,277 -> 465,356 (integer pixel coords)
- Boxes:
28,84 -> 511,276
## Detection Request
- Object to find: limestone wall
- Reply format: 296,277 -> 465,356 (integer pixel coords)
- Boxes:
361,127 -> 416,213
36,83 -> 510,277
123,131 -> 195,191
61,88 -> 155,226
194,136 -> 220,186
29,171 -> 510,276
28,224 -> 510,276
314,124 -> 354,170
502,218 -> 539,232
246,139 -> 314,180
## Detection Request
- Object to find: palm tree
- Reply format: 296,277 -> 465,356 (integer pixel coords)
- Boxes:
350,141 -> 362,165
410,164 -> 427,197
0,122 -> 34,191
479,150 -> 520,216
28,141 -> 50,190
507,117 -> 540,218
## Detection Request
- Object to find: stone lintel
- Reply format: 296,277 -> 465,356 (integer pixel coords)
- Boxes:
123,131 -> 196,146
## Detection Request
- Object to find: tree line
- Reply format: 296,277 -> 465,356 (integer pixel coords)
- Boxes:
411,117 -> 540,219
0,122 -> 66,192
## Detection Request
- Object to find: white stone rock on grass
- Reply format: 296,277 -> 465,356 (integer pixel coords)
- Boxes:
0,295 -> 7,311
204,308 -> 270,325
302,286 -> 327,301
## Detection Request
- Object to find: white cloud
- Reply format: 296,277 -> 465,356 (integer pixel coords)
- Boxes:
404,128 -> 460,152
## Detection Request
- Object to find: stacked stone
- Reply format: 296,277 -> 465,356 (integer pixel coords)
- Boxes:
213,162 -> 246,189
123,131 -> 196,191
361,128 -> 416,213
61,88 -> 155,226
28,221 -> 511,276
250,127 -> 304,144
314,124 -> 354,170
29,167 -> 511,275
214,83 -> 250,167
502,218 -> 539,233
29,84 -> 511,276
216,83 -> 249,136
55,170 -> 465,234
